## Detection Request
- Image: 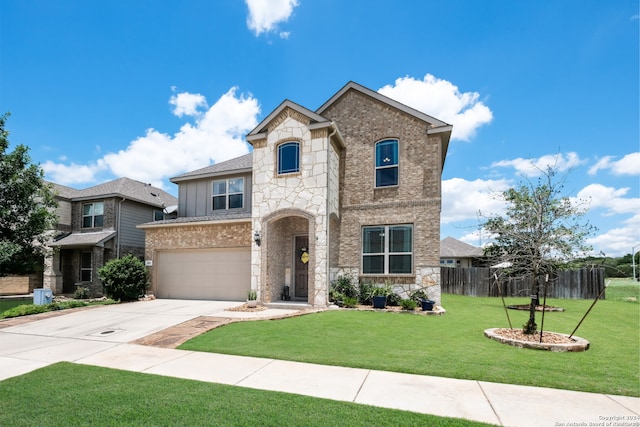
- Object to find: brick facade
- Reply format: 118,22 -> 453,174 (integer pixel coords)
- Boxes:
321,88 -> 443,301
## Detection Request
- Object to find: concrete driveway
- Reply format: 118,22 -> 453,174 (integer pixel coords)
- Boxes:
0,299 -> 295,381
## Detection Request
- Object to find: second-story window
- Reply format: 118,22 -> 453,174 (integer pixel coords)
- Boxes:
82,202 -> 104,228
375,139 -> 399,187
212,177 -> 244,210
278,142 -> 300,175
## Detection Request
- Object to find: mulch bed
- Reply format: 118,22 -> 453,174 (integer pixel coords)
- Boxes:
492,328 -> 576,344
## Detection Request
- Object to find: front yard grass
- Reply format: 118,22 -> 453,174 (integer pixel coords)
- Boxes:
0,362 -> 487,427
180,294 -> 640,397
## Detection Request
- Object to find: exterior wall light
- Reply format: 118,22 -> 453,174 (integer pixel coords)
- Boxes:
254,231 -> 261,246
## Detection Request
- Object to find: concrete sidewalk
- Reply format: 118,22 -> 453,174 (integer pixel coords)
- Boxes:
1,299 -> 638,426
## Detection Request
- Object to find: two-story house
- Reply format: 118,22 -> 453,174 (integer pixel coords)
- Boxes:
140,81 -> 452,307
44,178 -> 177,296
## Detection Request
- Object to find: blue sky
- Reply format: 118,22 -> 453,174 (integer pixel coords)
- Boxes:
1,0 -> 638,257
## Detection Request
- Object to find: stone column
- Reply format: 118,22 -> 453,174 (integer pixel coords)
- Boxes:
42,248 -> 63,294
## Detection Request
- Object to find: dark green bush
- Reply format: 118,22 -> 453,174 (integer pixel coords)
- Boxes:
331,275 -> 358,299
409,289 -> 428,304
358,282 -> 374,305
386,292 -> 401,306
98,255 -> 148,302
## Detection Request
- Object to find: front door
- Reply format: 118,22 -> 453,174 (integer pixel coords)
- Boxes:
294,236 -> 309,299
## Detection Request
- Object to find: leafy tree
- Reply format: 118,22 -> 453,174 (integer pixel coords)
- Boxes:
0,113 -> 57,276
481,166 -> 596,333
98,255 -> 148,301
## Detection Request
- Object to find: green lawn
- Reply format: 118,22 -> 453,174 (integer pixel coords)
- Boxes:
605,278 -> 639,303
0,298 -> 31,313
0,362 -> 489,427
181,294 -> 640,397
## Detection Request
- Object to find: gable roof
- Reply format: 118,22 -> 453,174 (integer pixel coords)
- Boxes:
171,153 -> 253,182
50,177 -> 177,208
440,236 -> 484,258
317,81 -> 453,166
317,81 -> 452,129
246,99 -> 333,143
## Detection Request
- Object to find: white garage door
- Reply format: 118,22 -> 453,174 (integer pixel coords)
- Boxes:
155,248 -> 251,300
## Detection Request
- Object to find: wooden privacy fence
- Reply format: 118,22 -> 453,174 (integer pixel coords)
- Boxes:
441,267 -> 605,299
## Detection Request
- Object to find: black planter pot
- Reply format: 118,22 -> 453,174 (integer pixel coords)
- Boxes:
421,299 -> 436,311
372,295 -> 387,309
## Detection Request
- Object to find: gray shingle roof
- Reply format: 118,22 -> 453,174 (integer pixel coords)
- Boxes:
171,153 -> 253,182
440,236 -> 484,258
52,177 -> 178,208
139,211 -> 251,227
49,230 -> 116,248
49,182 -> 81,200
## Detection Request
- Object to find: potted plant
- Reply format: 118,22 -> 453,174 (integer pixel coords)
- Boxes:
421,299 -> 436,311
247,289 -> 258,308
371,284 -> 392,309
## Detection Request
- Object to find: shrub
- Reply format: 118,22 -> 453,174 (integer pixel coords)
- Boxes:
343,296 -> 358,308
409,289 -> 428,304
386,292 -> 401,306
401,299 -> 417,311
74,285 -> 89,299
331,275 -> 358,299
98,255 -> 148,302
358,282 -> 374,305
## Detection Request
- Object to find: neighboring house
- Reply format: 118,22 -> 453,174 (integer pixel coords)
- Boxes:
440,236 -> 485,268
43,178 -> 177,296
140,81 -> 452,306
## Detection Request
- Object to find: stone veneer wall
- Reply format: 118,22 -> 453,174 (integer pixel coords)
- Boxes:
251,111 -> 337,307
322,88 -> 443,304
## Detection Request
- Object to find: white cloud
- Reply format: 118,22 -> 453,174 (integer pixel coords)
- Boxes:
42,160 -> 107,185
43,87 -> 261,190
588,152 -> 640,176
169,92 -> 208,117
587,213 -> 640,257
378,74 -> 493,141
573,183 -> 640,256
441,177 -> 511,224
245,0 -> 298,36
575,184 -> 639,216
491,152 -> 582,177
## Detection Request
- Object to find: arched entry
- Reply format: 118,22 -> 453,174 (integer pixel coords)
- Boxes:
261,209 -> 315,303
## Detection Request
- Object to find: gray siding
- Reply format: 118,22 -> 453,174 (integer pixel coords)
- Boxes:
119,201 -> 156,247
178,173 -> 252,217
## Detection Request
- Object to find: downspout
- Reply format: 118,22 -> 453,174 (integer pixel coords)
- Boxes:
117,197 -> 125,258
325,122 -> 338,306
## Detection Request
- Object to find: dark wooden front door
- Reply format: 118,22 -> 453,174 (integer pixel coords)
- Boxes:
294,236 -> 309,299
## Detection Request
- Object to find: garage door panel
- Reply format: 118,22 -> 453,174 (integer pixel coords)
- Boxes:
156,248 -> 250,300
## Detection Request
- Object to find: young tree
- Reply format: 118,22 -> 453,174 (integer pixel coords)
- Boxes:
0,113 -> 57,276
481,166 -> 596,333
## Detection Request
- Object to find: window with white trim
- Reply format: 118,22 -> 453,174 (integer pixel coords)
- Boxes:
82,202 -> 104,228
277,142 -> 300,175
212,177 -> 244,210
362,224 -> 413,274
375,139 -> 399,187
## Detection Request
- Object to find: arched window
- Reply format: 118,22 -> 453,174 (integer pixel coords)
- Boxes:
375,139 -> 398,187
278,142 -> 300,175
